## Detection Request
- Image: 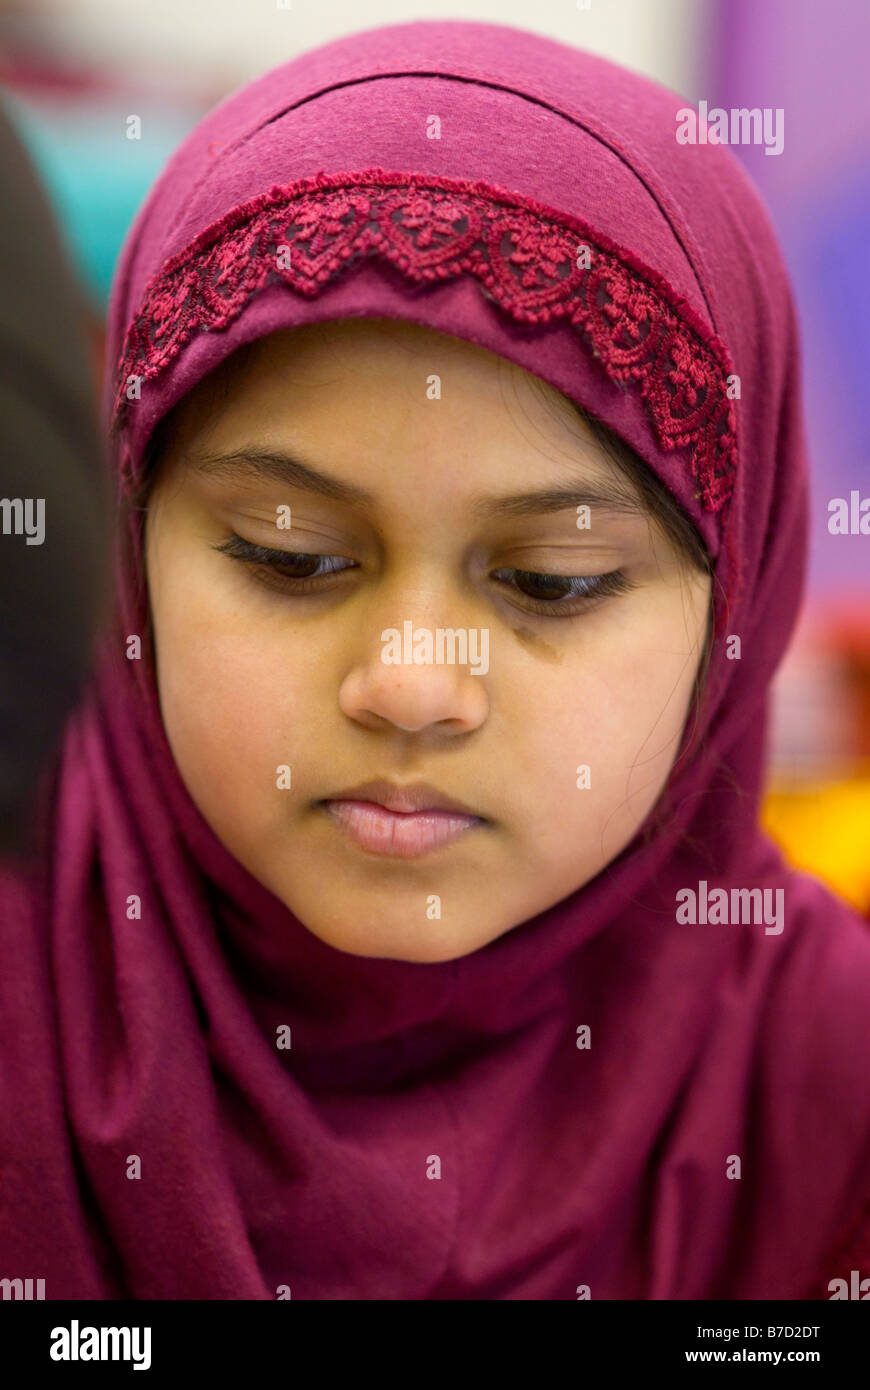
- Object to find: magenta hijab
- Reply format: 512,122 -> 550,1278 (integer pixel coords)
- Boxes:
3,20 -> 870,1300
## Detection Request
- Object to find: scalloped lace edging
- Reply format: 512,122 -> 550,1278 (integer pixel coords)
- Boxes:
111,167 -> 738,516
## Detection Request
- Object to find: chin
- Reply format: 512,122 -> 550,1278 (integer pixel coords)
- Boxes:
308,919 -> 488,964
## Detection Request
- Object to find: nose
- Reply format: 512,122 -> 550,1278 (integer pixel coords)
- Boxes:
337,595 -> 490,735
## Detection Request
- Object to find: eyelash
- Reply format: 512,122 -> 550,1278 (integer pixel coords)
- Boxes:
211,535 -> 634,618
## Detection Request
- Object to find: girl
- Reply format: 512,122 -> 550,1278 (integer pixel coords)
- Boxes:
2,19 -> 869,1300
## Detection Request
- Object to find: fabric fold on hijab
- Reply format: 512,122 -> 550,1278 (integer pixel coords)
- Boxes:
2,19 -> 869,1299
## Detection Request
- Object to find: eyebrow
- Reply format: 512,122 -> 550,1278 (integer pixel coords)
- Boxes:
188,446 -> 646,519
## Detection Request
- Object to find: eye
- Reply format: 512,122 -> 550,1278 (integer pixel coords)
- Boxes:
491,566 -> 633,617
213,535 -> 634,617
212,536 -> 356,595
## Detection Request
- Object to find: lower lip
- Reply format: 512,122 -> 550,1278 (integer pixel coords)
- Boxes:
320,799 -> 484,858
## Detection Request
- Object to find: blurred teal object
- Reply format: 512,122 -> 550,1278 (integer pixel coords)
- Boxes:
2,92 -> 196,308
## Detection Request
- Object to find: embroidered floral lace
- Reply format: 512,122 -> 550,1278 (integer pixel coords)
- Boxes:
112,169 -> 738,516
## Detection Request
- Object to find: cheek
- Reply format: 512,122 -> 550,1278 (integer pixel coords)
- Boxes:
518,604 -> 698,863
150,578 -> 311,835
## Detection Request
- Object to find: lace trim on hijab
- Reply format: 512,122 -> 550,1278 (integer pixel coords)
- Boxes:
111,168 -> 738,517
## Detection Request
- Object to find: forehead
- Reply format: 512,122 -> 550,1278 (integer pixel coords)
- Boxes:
168,317 -> 624,488
225,316 -> 577,417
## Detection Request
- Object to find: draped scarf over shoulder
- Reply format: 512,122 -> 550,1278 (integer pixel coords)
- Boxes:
2,20 -> 869,1299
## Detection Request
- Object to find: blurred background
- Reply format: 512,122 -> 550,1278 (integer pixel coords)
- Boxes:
1,0 -> 868,908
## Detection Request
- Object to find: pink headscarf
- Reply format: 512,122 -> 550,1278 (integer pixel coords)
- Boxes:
3,19 -> 869,1299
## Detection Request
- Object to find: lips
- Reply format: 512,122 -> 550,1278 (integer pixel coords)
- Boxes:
317,779 -> 486,858
320,778 -> 481,817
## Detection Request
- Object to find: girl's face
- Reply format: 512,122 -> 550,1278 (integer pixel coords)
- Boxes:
144,318 -> 711,962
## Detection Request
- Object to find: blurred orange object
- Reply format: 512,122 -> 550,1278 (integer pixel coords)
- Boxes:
762,768 -> 870,915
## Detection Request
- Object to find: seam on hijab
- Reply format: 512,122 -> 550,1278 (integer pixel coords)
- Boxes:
165,69 -> 719,333
110,168 -> 739,554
